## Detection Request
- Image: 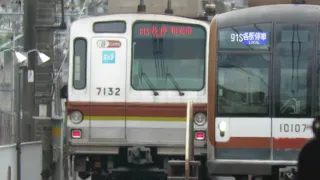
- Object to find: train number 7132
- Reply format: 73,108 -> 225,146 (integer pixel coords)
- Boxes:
279,123 -> 308,133
96,87 -> 120,96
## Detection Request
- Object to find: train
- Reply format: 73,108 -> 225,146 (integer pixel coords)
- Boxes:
207,2 -> 320,180
60,0 -> 320,180
65,13 -> 209,180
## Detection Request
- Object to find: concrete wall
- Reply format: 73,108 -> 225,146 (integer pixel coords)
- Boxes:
0,141 -> 42,180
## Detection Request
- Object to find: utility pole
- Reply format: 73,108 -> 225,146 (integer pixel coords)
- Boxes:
23,0 -> 37,141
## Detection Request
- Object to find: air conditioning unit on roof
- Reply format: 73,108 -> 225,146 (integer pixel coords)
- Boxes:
107,0 -> 205,18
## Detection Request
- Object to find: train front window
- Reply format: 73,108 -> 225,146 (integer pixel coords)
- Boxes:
218,23 -> 272,51
217,54 -> 269,116
131,22 -> 206,91
275,24 -> 314,117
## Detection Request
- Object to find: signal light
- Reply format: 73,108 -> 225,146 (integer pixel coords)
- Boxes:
195,131 -> 205,141
71,129 -> 82,139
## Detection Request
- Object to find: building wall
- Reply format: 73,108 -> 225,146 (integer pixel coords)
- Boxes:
0,141 -> 42,180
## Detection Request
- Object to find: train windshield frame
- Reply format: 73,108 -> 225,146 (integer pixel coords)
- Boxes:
131,21 -> 206,91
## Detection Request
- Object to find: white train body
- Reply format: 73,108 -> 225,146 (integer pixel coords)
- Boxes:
66,13 -> 209,178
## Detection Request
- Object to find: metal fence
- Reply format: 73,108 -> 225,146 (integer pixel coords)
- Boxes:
0,110 -> 15,145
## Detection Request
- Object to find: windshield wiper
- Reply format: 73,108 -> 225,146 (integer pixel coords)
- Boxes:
166,72 -> 184,96
141,72 -> 159,96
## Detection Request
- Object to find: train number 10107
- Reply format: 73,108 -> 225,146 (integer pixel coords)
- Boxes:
279,123 -> 308,133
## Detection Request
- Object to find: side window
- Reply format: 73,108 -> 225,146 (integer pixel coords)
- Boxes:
73,38 -> 87,89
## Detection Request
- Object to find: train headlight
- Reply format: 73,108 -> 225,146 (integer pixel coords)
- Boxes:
194,113 -> 207,126
70,111 -> 83,124
218,121 -> 227,132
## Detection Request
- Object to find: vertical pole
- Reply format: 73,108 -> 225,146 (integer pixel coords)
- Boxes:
23,0 -> 37,141
15,66 -> 21,180
52,118 -> 63,180
63,101 -> 68,180
185,100 -> 193,180
11,32 -> 16,137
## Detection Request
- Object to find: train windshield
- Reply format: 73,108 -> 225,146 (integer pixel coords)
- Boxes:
275,24 -> 314,117
217,54 -> 269,116
131,22 -> 206,91
216,23 -> 314,117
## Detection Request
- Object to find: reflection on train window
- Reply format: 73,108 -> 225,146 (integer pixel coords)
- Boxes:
318,56 -> 320,115
131,22 -> 206,91
275,24 -> 313,117
218,23 -> 272,51
73,38 -> 87,89
217,54 -> 269,116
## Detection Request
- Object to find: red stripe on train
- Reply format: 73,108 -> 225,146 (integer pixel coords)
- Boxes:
215,137 -> 310,149
273,138 -> 310,149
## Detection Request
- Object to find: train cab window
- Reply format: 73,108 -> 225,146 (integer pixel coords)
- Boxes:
73,38 -> 87,89
218,23 -> 272,51
131,22 -> 206,91
217,54 -> 269,116
275,24 -> 314,117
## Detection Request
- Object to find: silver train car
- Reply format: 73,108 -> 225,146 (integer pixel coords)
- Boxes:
65,13 -> 209,180
207,3 -> 319,180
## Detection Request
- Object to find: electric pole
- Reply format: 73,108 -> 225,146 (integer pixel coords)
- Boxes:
23,0 -> 37,141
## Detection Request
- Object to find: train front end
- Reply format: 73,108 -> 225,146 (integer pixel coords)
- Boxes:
67,14 -> 209,179
207,4 -> 320,180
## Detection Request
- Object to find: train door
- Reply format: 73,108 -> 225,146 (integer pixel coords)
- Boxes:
90,37 -> 127,139
271,23 -> 315,160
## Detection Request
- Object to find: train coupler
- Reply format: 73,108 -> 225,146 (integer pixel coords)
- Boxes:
127,146 -> 153,165
278,166 -> 297,180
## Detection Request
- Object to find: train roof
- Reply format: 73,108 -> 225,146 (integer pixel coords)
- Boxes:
72,13 -> 208,26
213,4 -> 320,28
